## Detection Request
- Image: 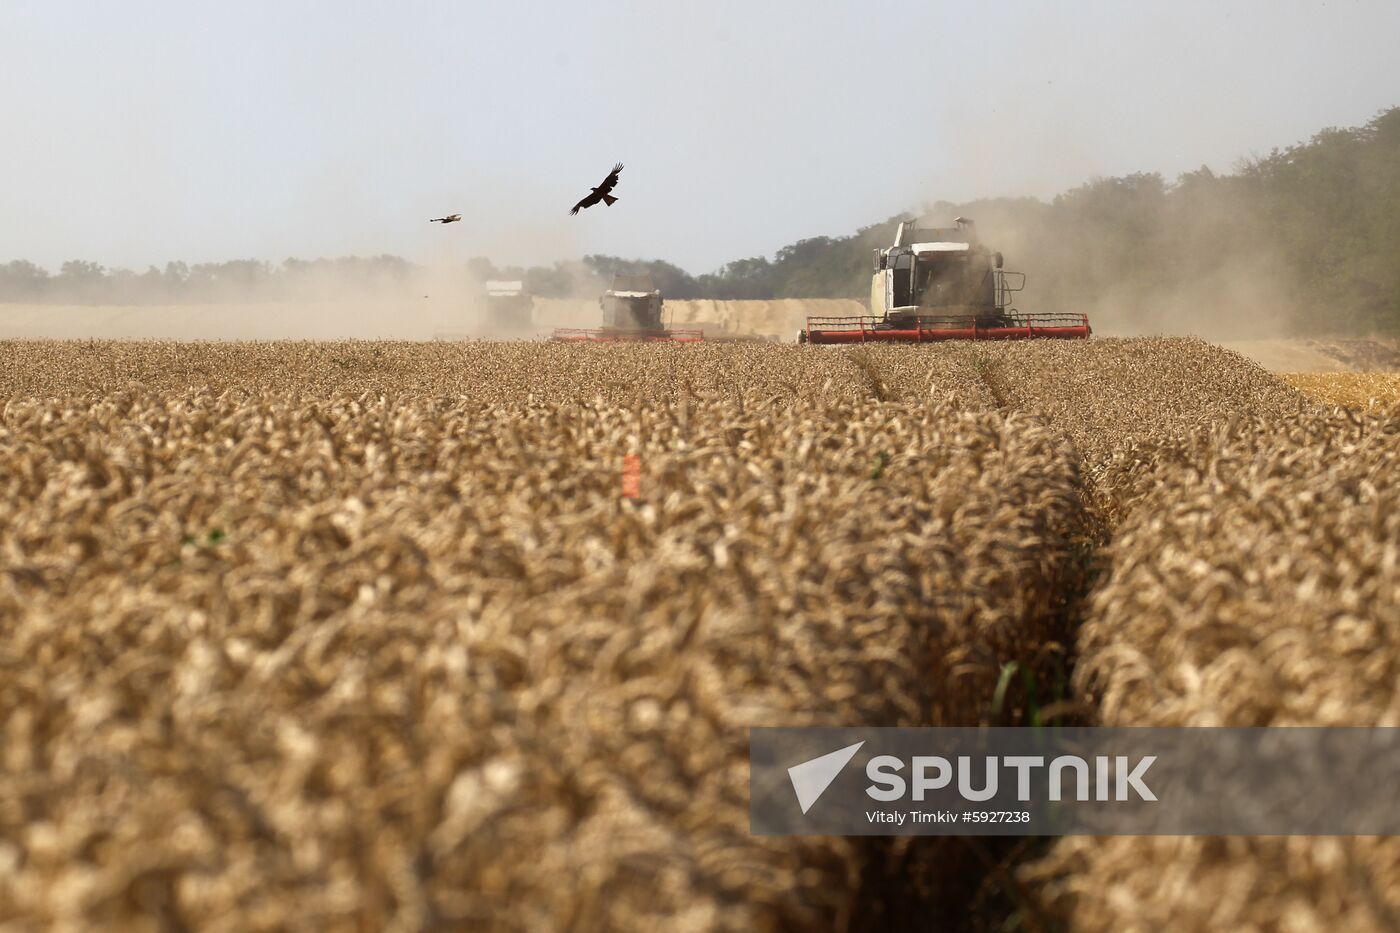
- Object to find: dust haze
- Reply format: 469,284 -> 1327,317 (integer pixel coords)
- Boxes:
943,203 -> 1302,342
0,250 -> 854,343
0,263 -> 563,341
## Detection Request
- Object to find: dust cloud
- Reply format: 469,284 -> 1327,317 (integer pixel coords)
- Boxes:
1074,254 -> 1301,341
0,257 -> 862,343
913,200 -> 1305,342
0,264 -> 526,341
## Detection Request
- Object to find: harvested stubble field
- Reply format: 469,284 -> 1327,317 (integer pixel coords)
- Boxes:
1284,371 -> 1400,409
1,338 -> 1396,930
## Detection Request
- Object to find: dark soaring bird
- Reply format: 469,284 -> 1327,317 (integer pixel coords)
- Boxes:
430,214 -> 462,224
570,163 -> 623,215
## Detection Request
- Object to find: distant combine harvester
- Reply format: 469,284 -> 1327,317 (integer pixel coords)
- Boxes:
551,273 -> 704,343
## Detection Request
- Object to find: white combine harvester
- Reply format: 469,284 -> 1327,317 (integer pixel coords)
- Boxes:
800,218 -> 1091,344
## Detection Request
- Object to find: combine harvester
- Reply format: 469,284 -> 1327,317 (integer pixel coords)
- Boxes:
800,218 -> 1091,344
551,274 -> 704,343
483,280 -> 535,336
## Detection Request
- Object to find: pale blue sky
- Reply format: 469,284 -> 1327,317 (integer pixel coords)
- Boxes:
2,1 -> 1397,273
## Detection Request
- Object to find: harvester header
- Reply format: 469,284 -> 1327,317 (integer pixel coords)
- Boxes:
800,218 -> 1091,344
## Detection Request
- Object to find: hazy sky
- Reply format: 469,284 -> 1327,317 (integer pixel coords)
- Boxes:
2,1 -> 1397,274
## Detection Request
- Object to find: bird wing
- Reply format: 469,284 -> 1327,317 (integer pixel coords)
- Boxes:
570,192 -> 598,215
597,162 -> 624,193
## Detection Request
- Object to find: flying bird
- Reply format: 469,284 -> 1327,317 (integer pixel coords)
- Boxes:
430,214 -> 462,224
570,162 -> 623,215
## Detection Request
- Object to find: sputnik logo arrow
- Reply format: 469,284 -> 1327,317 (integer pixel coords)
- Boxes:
787,741 -> 865,814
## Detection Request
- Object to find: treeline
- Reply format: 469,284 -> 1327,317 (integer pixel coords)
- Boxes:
0,240 -> 896,306
943,105 -> 1400,335
0,256 -> 416,304
464,224 -> 904,302
465,232 -> 906,303
5,108 -> 1397,334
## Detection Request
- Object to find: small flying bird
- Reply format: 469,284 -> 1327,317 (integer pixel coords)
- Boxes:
570,162 -> 623,215
430,214 -> 462,224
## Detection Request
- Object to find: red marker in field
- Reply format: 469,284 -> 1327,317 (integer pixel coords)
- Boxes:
622,454 -> 641,499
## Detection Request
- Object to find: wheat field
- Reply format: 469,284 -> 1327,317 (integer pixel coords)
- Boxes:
1024,404 -> 1400,931
0,341 -> 1090,930
1,338 -> 1395,930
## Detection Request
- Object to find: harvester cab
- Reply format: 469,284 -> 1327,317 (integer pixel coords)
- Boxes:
551,273 -> 703,343
483,280 -> 535,335
600,273 -> 665,331
800,218 -> 1091,344
881,218 -> 1007,321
